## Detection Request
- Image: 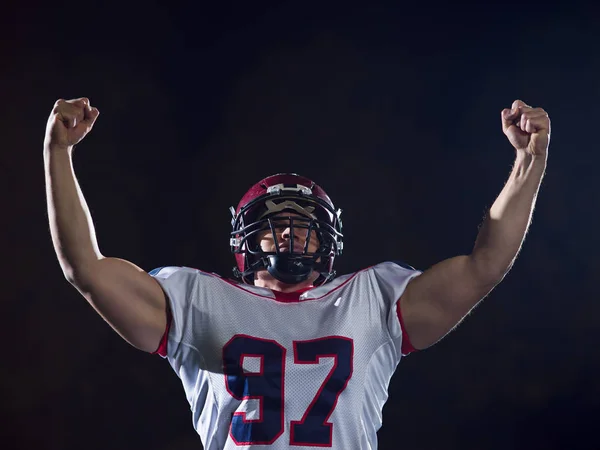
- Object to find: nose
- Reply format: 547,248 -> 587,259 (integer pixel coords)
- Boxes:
281,225 -> 293,240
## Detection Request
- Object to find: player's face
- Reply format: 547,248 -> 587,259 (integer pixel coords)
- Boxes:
256,212 -> 320,254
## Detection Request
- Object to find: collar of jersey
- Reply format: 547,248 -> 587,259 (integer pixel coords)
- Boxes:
270,286 -> 314,303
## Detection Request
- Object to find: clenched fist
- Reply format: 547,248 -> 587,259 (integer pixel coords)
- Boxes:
44,98 -> 100,151
501,100 -> 550,157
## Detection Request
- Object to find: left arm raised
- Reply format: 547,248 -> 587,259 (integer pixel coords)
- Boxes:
400,100 -> 550,350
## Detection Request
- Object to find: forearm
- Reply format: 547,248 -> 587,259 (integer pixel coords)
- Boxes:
44,145 -> 102,280
471,151 -> 547,280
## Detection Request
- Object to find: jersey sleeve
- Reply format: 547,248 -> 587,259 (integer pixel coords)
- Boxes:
370,261 -> 422,356
149,266 -> 199,359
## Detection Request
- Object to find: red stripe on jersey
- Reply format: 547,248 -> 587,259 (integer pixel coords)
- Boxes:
153,304 -> 172,357
396,302 -> 416,354
271,286 -> 314,303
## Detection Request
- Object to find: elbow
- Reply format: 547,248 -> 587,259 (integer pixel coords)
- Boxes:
468,252 -> 512,287
60,262 -> 79,286
61,261 -> 100,291
63,269 -> 91,293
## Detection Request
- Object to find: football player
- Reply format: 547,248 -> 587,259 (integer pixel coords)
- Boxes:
44,97 -> 550,449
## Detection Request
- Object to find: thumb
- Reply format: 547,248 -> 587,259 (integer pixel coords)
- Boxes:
83,105 -> 100,128
501,107 -> 518,133
48,110 -> 70,130
512,99 -> 530,109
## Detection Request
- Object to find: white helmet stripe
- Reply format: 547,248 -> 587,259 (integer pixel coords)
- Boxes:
258,200 -> 317,220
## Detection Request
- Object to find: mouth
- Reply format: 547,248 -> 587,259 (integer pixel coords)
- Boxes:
278,243 -> 305,253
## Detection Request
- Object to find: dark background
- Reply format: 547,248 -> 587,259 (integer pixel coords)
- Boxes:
2,1 -> 599,449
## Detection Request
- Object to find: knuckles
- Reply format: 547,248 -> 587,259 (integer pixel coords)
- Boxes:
51,98 -> 87,116
519,109 -> 549,122
52,99 -> 65,114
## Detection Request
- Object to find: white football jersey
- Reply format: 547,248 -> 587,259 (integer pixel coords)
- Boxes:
150,261 -> 421,449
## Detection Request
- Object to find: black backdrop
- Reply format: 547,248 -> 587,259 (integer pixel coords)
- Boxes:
2,2 -> 599,449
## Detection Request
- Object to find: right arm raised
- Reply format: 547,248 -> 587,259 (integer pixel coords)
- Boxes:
44,98 -> 167,353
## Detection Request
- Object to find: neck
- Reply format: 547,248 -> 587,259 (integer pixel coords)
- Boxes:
253,270 -> 318,293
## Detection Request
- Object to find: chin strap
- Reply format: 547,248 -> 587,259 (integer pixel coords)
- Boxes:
266,255 -> 315,284
233,254 -> 336,286
233,254 -> 316,284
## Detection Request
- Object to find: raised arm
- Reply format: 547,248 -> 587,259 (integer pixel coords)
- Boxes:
44,98 -> 167,352
400,100 -> 550,350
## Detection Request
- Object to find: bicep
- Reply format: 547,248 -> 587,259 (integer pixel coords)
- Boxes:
71,257 -> 168,352
399,255 -> 498,350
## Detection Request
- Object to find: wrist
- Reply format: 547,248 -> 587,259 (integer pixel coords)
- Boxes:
514,149 -> 547,167
509,150 -> 546,186
44,143 -> 74,155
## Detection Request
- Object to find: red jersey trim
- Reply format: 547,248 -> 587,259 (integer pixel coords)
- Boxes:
271,286 -> 314,302
396,302 -> 416,355
159,266 -> 368,303
151,264 -> 418,356
218,272 -> 363,304
153,303 -> 172,357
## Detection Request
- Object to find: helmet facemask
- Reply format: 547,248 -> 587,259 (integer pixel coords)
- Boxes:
231,195 -> 343,285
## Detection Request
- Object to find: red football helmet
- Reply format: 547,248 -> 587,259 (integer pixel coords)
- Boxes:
230,173 -> 343,285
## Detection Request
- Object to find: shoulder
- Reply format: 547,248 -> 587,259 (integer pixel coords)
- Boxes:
364,260 -> 421,276
377,260 -> 418,271
321,261 -> 420,294
329,261 -> 420,286
387,260 -> 418,271
149,266 -> 222,280
363,260 -> 422,294
149,266 -> 186,278
148,266 -> 227,293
